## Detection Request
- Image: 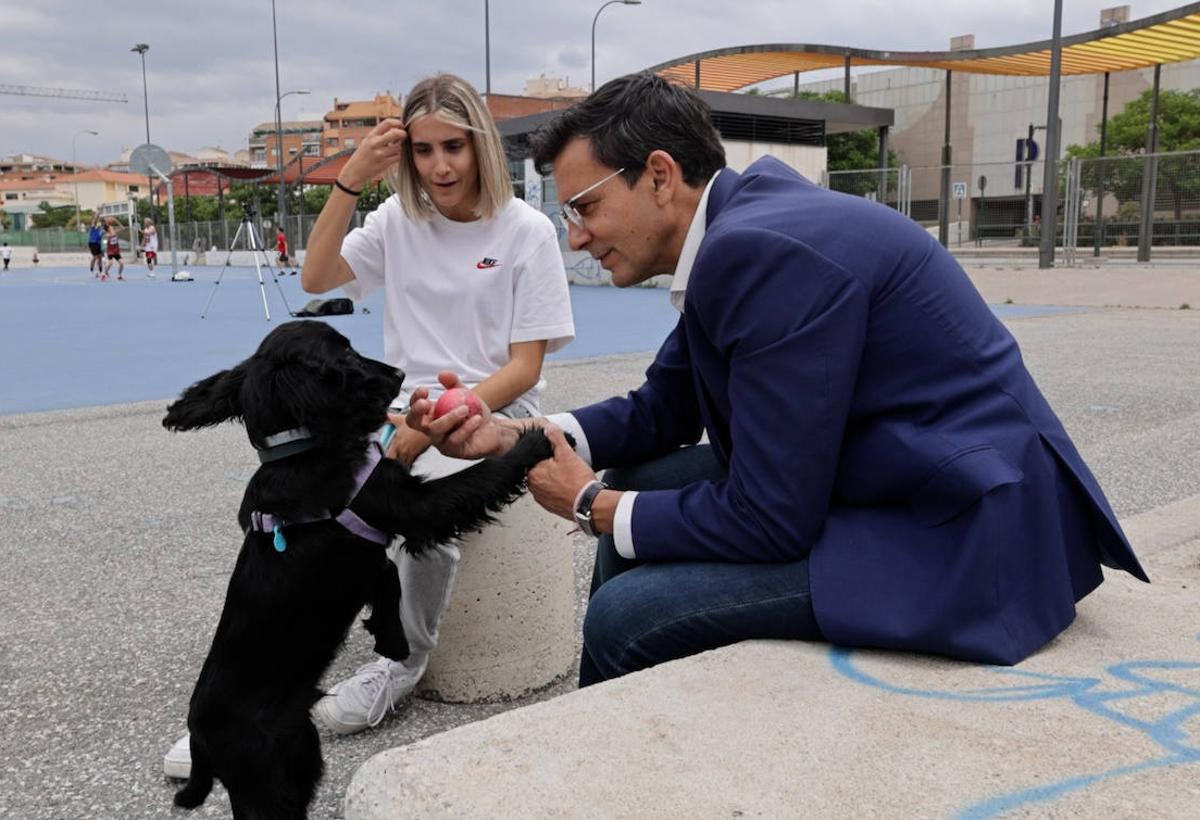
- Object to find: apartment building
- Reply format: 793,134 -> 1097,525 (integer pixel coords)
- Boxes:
322,93 -> 403,156
248,121 -> 325,168
0,169 -> 147,229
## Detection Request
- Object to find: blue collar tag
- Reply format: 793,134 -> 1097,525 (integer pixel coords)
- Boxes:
273,525 -> 287,552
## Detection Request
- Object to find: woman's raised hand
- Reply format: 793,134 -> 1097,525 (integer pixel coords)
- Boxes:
338,118 -> 407,190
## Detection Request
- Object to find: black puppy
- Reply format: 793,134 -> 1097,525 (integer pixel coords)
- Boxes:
164,320 -> 552,819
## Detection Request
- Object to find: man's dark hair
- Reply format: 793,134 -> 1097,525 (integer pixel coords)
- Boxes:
531,72 -> 726,188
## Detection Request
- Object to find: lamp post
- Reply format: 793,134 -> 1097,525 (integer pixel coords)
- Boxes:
591,0 -> 641,92
1038,0 -> 1064,269
130,43 -> 153,215
72,129 -> 99,230
484,0 -> 491,95
271,0 -> 286,243
275,88 -> 310,243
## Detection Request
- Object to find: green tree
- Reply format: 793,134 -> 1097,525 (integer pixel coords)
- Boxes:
357,181 -> 390,213
795,90 -> 898,196
299,185 -> 331,214
30,202 -> 77,229
1066,87 -> 1200,220
138,195 -> 225,224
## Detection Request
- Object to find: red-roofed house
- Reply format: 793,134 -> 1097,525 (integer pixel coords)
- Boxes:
0,170 -> 148,229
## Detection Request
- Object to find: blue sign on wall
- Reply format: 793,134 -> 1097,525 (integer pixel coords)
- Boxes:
1014,137 -> 1040,188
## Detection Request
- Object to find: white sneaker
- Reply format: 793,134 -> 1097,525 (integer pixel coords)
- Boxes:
163,733 -> 191,780
313,656 -> 426,735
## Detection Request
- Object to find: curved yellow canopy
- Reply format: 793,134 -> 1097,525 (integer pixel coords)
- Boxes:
652,3 -> 1200,92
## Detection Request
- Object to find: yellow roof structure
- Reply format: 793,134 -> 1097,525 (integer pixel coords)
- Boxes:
653,2 -> 1200,92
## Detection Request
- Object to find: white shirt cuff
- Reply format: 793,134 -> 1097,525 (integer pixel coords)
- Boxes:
613,490 -> 638,559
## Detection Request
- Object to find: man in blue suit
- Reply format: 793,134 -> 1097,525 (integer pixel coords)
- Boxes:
409,72 -> 1147,685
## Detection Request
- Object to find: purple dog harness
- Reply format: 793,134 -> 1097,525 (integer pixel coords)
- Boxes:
247,430 -> 390,552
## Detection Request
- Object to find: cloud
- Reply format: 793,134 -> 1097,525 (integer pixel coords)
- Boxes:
3,0 -> 1188,167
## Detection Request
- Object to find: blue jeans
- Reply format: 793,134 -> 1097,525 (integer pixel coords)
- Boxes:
580,445 -> 823,687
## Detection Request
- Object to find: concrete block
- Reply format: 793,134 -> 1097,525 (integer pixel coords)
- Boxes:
417,492 -> 577,703
344,501 -> 1200,819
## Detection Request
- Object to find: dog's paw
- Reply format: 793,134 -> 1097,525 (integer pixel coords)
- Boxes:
510,427 -> 554,466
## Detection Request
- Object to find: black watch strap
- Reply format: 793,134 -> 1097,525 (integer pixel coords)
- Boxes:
573,480 -> 607,538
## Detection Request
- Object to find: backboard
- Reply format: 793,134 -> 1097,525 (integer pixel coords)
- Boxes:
129,143 -> 173,178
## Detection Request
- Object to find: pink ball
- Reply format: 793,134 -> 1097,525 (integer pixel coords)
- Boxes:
432,387 -> 483,420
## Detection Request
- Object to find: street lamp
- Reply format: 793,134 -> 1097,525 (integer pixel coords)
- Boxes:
275,88 -> 311,238
269,0 -> 297,246
484,0 -> 491,95
591,0 -> 641,92
130,43 -> 154,213
72,129 -> 99,230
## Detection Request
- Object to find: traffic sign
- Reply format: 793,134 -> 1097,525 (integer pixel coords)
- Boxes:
952,182 -> 968,199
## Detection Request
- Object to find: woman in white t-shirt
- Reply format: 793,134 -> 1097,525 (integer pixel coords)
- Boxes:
141,218 -> 159,277
304,74 -> 574,733
159,74 -> 575,779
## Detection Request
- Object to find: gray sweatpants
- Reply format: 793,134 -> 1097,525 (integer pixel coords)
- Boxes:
391,403 -> 534,673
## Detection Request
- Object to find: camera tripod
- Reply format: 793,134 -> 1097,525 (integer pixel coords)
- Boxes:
201,213 -> 295,321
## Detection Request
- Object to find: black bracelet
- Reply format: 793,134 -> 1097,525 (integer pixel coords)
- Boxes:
334,179 -> 363,197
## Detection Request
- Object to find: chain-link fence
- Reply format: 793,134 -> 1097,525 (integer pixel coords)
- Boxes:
823,149 -> 1200,261
21,150 -> 1199,264
20,211 -> 367,260
828,160 -> 1057,248
1071,149 -> 1200,254
822,167 -> 911,216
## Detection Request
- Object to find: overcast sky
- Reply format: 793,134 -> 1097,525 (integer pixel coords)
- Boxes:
3,1 -> 1187,167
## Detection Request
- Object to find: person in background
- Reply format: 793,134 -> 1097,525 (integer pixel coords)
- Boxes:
88,215 -> 105,276
102,219 -> 124,281
1,242 -> 11,271
142,218 -> 158,278
275,227 -> 294,274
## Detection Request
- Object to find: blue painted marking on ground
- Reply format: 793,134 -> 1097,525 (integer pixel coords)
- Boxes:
0,265 -> 1076,415
829,643 -> 1200,818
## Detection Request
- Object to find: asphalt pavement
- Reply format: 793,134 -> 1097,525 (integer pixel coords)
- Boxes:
1,263 -> 1198,818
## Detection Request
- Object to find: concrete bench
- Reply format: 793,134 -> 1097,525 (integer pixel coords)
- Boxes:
343,495 -> 1200,818
416,492 -> 578,703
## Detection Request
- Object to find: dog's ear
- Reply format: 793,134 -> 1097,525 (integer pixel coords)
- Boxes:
163,365 -> 246,431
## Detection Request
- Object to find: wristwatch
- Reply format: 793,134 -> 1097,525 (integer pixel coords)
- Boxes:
573,480 -> 608,538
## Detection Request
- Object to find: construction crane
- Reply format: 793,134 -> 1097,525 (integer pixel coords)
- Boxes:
0,84 -> 127,103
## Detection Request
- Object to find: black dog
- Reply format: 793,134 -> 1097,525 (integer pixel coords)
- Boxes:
164,320 -> 552,819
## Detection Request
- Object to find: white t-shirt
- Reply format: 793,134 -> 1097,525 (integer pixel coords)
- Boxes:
339,195 -> 574,410
0,246 -> 11,260
143,226 -> 158,252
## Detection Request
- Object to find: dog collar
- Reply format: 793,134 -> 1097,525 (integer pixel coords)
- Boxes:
255,426 -> 317,464
247,442 -> 390,550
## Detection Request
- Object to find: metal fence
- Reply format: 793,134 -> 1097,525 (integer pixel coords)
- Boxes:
823,148 -> 1200,262
1070,149 -> 1200,256
821,166 -> 912,217
18,150 -> 1199,264
17,211 -> 367,259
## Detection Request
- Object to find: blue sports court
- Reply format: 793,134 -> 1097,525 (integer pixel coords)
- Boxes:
0,264 -> 1077,416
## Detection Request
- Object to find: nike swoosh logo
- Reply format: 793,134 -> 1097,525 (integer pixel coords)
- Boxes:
476,261 -> 500,269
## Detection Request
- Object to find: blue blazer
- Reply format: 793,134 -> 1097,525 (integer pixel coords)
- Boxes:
573,157 -> 1147,665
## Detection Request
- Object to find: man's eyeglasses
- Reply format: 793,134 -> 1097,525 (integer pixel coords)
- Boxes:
559,168 -> 626,230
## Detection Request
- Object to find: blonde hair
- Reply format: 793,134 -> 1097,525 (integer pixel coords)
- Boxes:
386,73 -> 512,221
